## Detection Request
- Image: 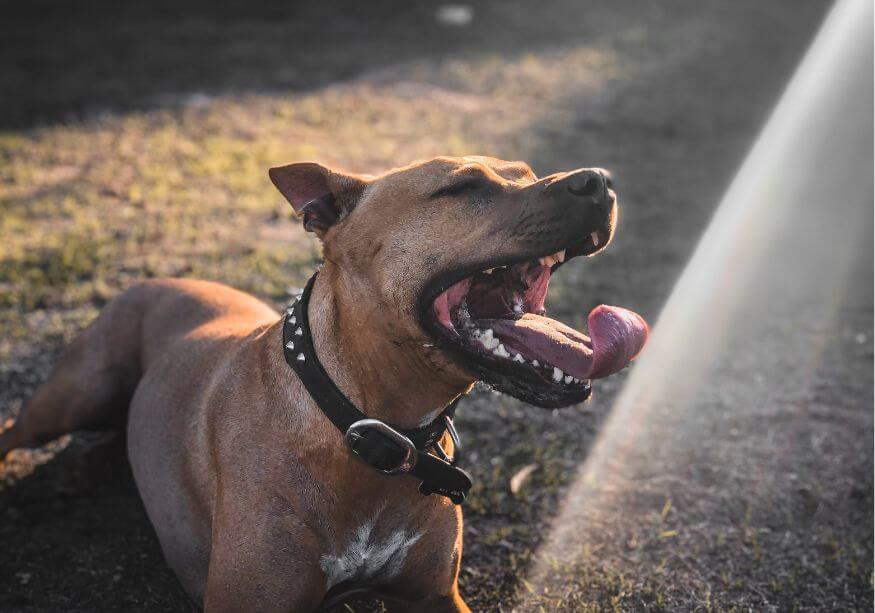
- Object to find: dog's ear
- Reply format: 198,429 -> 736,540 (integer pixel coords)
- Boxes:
269,162 -> 367,237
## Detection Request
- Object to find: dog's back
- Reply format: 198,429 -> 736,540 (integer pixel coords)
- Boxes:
0,278 -> 276,459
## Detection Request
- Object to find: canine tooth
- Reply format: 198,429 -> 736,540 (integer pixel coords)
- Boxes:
564,375 -> 573,384
494,343 -> 510,358
513,353 -> 525,363
482,328 -> 499,349
285,341 -> 295,350
296,353 -> 305,362
540,251 -> 566,267
532,360 -> 540,367
552,367 -> 564,382
591,231 -> 600,247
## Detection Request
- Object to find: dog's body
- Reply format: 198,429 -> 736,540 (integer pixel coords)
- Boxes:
1,156 -> 645,611
2,275 -> 468,611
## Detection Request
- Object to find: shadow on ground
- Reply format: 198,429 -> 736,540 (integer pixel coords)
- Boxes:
4,0 -> 643,131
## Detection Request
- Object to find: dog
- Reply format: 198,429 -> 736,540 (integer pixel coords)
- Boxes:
0,156 -> 647,611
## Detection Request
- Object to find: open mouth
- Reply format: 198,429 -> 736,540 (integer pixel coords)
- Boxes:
421,227 -> 649,407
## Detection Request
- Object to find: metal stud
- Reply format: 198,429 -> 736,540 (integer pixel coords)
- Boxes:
296,353 -> 305,362
295,327 -> 303,336
285,341 -> 295,350
289,316 -> 296,325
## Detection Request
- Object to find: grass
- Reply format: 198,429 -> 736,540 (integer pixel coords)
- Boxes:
0,43 -> 619,359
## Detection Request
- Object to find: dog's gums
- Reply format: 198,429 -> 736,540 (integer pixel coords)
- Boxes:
427,227 -> 648,404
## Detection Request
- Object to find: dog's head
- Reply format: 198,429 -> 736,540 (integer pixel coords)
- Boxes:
270,156 -> 647,408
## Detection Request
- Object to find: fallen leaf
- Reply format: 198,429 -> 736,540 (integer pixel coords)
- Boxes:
509,463 -> 539,495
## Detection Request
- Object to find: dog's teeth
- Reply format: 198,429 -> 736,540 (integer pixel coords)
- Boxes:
532,360 -> 540,367
513,353 -> 525,363
564,375 -> 573,384
539,251 -> 566,267
481,328 -> 499,349
296,353 -> 305,362
552,367 -> 564,382
591,231 -> 600,247
285,341 -> 295,350
484,268 -> 494,274
493,344 -> 511,358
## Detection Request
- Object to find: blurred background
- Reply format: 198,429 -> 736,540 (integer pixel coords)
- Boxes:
0,0 -> 871,611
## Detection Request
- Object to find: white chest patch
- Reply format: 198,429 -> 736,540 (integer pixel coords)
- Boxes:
320,512 -> 422,590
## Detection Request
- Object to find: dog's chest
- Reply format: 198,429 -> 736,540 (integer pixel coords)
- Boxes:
319,512 -> 422,590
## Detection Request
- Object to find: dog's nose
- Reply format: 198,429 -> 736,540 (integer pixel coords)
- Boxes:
565,169 -> 608,199
543,168 -> 615,219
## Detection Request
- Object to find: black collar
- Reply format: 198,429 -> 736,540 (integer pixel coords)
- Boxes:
282,273 -> 472,504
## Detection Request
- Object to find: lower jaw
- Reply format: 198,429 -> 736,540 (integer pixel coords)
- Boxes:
428,322 -> 594,408
460,324 -> 589,387
451,298 -> 590,387
462,354 -> 593,408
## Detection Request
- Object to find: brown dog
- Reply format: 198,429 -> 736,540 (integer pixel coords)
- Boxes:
0,156 -> 647,611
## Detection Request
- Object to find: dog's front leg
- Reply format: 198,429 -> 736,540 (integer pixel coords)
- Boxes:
203,521 -> 327,613
203,558 -> 325,613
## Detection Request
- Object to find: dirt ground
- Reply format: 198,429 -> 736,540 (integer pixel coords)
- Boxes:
1,0 -> 871,611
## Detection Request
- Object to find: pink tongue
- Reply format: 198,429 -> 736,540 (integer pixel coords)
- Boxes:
485,305 -> 649,379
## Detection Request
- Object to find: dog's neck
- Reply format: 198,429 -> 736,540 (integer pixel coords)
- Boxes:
305,265 -> 471,428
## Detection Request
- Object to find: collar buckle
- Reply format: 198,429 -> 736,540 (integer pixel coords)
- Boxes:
344,419 -> 418,475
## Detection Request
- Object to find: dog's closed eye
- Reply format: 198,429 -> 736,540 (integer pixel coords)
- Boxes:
429,178 -> 491,200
